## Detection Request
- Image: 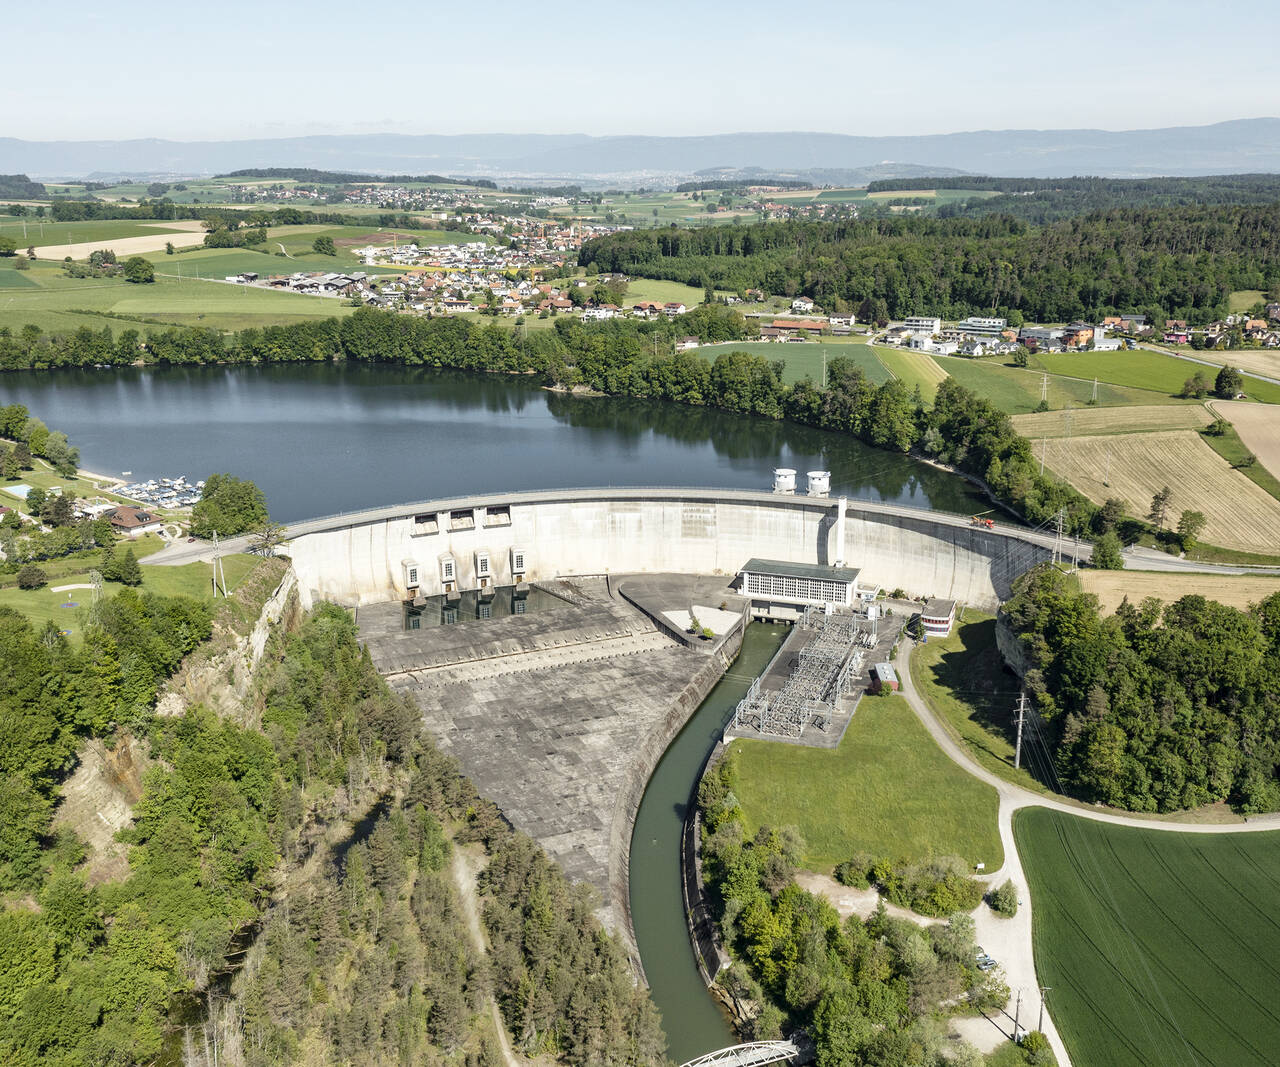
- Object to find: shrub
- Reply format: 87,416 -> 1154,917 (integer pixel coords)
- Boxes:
16,563 -> 47,589
833,852 -> 874,889
987,878 -> 1019,916
872,855 -> 984,917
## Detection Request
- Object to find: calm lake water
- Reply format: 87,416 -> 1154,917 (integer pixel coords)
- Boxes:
0,363 -> 984,521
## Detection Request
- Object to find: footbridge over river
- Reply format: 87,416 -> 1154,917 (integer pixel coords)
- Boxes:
679,1040 -> 800,1067
156,486 -> 1074,612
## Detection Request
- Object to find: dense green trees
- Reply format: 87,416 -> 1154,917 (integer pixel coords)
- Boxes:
190,473 -> 269,538
696,761 -> 1009,1064
579,203 -> 1280,323
1005,565 -> 1280,812
121,256 -> 154,284
0,403 -> 79,476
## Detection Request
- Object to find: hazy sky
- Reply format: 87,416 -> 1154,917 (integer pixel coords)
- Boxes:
5,0 -> 1275,140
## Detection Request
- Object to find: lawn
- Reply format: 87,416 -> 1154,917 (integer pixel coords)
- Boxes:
1229,289 -> 1265,312
935,356 -> 1177,414
0,553 -> 257,641
723,694 -> 1003,872
691,340 -> 889,387
1015,807 -> 1280,1067
906,615 -> 1054,797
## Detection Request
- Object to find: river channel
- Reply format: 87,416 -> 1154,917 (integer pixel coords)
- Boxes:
0,364 -> 982,1060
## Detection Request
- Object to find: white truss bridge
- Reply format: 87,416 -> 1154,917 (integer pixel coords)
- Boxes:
678,1040 -> 800,1067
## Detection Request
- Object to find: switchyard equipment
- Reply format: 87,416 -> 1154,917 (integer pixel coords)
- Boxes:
730,606 -> 871,739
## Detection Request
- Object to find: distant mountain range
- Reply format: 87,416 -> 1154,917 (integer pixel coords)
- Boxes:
3,119 -> 1280,182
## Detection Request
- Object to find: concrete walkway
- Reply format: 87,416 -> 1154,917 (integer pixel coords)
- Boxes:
895,638 -> 1280,1067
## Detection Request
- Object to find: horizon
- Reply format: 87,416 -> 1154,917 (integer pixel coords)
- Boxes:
6,0 -> 1278,142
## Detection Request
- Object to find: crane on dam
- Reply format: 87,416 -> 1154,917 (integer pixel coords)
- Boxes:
678,1040 -> 801,1067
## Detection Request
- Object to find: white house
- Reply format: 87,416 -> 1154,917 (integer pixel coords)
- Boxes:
791,297 -> 815,313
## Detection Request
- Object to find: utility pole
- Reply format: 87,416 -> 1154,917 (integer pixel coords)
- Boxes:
1041,374 -> 1049,404
1039,437 -> 1047,476
1014,692 -> 1027,770
1015,988 -> 1023,1041
1038,987 -> 1052,1034
1052,506 -> 1065,564
1092,377 -> 1098,403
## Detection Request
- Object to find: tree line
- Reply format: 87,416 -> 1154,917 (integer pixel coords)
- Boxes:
1004,564 -> 1280,813
578,203 -> 1280,323
866,174 -> 1280,223
0,310 -> 1092,529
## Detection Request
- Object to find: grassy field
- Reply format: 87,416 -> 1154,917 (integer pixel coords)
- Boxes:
872,346 -> 948,402
0,261 -> 355,335
1209,400 -> 1280,486
1015,807 -> 1280,1067
1036,348 -> 1280,404
937,356 -> 1180,413
0,552 -> 257,640
1229,289 -> 1266,312
690,340 -> 889,387
907,614 -> 1054,797
0,218 -> 196,248
1078,570 -> 1280,613
1034,429 -> 1280,554
618,277 -> 706,308
1011,404 -> 1214,438
723,694 -> 1003,872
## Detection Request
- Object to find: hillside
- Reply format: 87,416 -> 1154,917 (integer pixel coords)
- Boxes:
4,118 -> 1280,179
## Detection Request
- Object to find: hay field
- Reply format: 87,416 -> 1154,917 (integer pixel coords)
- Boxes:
1079,570 -> 1280,613
1035,429 -> 1280,553
30,226 -> 208,260
1212,400 -> 1280,479
1012,404 -> 1213,438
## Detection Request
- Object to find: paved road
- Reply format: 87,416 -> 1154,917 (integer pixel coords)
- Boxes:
895,638 -> 1280,1067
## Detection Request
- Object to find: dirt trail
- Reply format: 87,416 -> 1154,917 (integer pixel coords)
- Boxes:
452,846 -> 525,1067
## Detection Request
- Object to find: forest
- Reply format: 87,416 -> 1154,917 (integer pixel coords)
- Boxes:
0,574 -> 665,1066
0,309 -> 1092,530
694,760 -> 1030,1066
578,203 -> 1280,322
1004,564 -> 1280,813
866,174 -> 1280,222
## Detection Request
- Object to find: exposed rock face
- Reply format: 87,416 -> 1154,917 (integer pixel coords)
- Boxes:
54,734 -> 150,885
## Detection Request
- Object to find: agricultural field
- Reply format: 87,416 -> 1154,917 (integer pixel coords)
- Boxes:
1228,289 -> 1266,312
1210,400 -> 1280,480
1015,807 -> 1280,1067
871,346 -> 949,402
1034,348 -> 1280,403
0,260 -> 354,335
1078,570 -> 1280,613
936,355 -> 1180,413
1033,429 -> 1280,554
723,694 -> 1003,873
690,340 -> 889,387
618,277 -> 706,309
1011,404 -> 1214,438
0,217 -> 201,250
1157,344 -> 1280,384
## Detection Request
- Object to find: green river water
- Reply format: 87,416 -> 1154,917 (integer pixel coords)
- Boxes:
629,623 -> 789,1064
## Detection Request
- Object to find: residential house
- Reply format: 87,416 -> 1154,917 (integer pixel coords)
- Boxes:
791,296 -> 815,313
676,336 -> 700,351
106,505 -> 164,539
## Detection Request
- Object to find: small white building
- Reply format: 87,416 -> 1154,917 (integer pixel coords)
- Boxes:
920,598 -> 957,637
791,297 -> 815,313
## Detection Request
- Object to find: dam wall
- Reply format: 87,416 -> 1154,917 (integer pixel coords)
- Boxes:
287,488 -> 1055,613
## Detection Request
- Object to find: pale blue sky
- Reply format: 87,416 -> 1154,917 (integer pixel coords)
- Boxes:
5,0 -> 1273,140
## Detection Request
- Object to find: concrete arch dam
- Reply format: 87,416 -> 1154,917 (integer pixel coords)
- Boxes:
284,487 -> 1061,612
267,489 -> 1062,971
